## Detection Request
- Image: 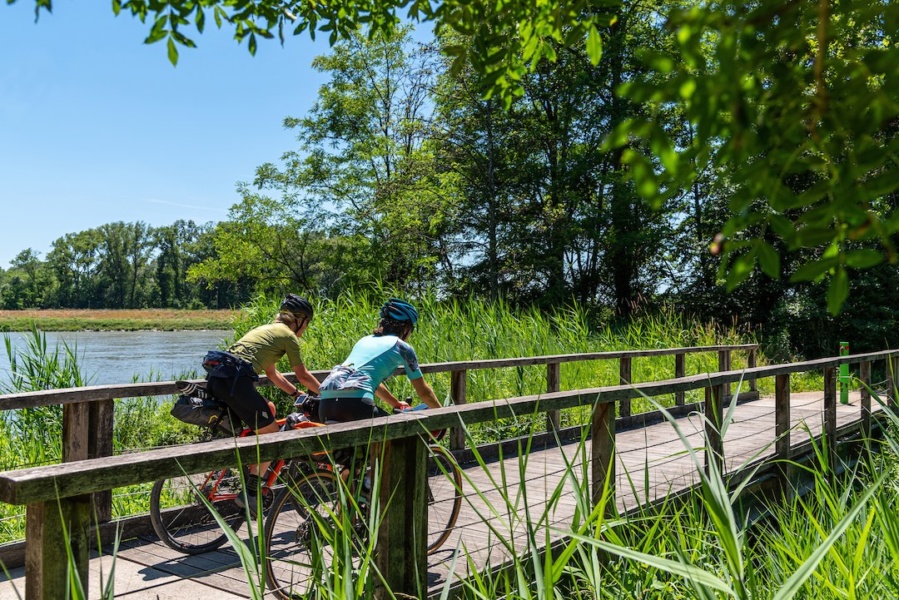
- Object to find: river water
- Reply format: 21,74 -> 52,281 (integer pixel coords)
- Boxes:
0,330 -> 233,387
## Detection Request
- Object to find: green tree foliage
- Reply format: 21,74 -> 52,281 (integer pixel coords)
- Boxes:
12,0 -> 899,358
154,220 -> 211,308
609,0 -> 899,314
250,27 -> 458,291
187,191 -> 357,297
46,230 -> 103,308
19,0 -> 612,106
433,2 -> 677,314
3,250 -> 52,309
0,220 -> 234,310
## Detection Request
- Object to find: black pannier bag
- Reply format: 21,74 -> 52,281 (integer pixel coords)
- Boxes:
170,395 -> 236,435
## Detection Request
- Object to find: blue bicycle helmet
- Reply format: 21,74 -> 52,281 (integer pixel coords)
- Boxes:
380,298 -> 419,326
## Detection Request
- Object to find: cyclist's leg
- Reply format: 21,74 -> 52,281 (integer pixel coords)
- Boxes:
209,375 -> 279,475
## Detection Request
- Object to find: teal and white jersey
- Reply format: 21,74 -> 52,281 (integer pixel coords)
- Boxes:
319,334 -> 423,400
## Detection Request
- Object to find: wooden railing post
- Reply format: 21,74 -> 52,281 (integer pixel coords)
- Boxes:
748,347 -> 758,393
546,362 -> 561,433
64,399 -> 114,523
674,352 -> 686,406
26,497 -> 91,600
89,399 -> 114,523
591,400 -> 616,508
824,366 -> 837,469
450,369 -> 467,451
375,435 -> 428,600
619,357 -> 632,418
62,402 -> 90,463
860,360 -> 872,438
704,383 -> 724,476
775,374 -> 791,488
718,349 -> 731,401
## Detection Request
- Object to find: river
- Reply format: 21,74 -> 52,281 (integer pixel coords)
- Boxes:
0,330 -> 233,388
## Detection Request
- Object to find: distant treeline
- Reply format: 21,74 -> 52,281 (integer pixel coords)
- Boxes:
0,220 -> 249,311
4,22 -> 899,361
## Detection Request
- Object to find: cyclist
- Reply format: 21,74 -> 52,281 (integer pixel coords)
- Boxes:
203,293 -> 320,513
318,298 -> 440,422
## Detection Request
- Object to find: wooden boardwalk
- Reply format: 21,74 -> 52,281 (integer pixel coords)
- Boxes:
0,390 -> 875,599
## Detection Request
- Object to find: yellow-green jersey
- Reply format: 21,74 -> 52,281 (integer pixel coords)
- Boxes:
227,323 -> 303,374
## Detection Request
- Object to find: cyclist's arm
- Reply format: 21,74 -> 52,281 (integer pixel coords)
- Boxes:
264,364 -> 302,399
375,383 -> 408,410
411,377 -> 441,408
292,364 -> 321,395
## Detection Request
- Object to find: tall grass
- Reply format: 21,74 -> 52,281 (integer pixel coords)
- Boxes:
236,292 -> 769,441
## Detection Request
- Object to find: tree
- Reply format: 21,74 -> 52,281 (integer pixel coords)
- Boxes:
3,249 -> 52,309
253,27 -> 458,291
433,2 -> 677,313
188,192 -> 346,296
97,221 -> 154,308
19,0 -> 611,106
609,0 -> 899,314
154,219 -> 208,308
46,230 -> 104,308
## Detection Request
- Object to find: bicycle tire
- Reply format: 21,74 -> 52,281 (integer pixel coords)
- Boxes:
427,444 -> 462,554
150,469 -> 246,555
264,468 -> 344,599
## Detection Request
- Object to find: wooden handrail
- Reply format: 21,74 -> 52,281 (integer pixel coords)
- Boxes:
1,347 -> 893,506
0,344 -> 759,409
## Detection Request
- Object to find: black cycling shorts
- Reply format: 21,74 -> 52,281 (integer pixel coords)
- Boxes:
319,397 -> 389,423
207,375 -> 276,430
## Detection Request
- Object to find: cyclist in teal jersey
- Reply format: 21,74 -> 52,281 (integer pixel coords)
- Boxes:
319,298 -> 440,422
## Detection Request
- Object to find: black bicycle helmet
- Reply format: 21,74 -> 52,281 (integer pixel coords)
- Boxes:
380,298 -> 418,325
280,294 -> 314,319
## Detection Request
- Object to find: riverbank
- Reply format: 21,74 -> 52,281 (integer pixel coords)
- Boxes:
0,309 -> 238,332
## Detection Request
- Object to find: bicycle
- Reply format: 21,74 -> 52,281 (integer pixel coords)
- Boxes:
150,385 -> 463,572
149,384 -> 327,555
262,403 -> 463,599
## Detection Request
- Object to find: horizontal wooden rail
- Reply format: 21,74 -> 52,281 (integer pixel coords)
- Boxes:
0,344 -> 758,409
1,347 -> 892,506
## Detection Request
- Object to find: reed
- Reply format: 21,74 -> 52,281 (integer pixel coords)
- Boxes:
235,292 -> 774,442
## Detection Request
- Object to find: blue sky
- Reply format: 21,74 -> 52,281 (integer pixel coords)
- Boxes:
0,2 -> 338,268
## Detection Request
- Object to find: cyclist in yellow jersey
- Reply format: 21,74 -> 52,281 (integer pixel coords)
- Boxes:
203,294 -> 320,513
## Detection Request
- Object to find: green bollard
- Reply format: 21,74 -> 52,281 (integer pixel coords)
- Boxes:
840,341 -> 850,405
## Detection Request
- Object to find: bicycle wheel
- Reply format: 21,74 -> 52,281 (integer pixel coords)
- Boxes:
150,469 -> 246,555
264,468 -> 343,600
427,444 -> 462,554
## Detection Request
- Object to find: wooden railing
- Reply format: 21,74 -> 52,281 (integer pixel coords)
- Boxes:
0,348 -> 895,599
0,344 -> 758,511
0,343 -> 778,599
